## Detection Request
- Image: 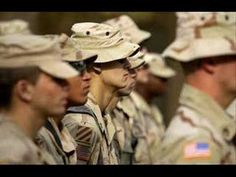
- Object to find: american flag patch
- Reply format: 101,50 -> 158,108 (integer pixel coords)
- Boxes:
184,142 -> 211,159
76,144 -> 91,161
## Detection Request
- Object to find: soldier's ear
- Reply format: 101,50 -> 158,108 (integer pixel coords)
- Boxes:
92,64 -> 102,74
201,58 -> 216,74
14,80 -> 34,102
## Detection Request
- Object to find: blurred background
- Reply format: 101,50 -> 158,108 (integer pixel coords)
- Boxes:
0,12 -> 185,125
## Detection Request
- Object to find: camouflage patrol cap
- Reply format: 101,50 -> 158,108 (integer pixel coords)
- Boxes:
43,33 -> 97,62
128,50 -> 146,69
71,22 -> 140,63
62,35 -> 97,62
162,12 -> 236,62
0,19 -> 31,35
103,15 -> 151,44
143,52 -> 176,78
129,58 -> 145,70
0,34 -> 78,79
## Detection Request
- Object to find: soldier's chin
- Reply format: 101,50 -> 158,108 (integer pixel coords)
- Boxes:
49,108 -> 66,117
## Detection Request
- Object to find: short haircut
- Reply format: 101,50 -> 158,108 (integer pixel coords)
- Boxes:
0,66 -> 41,108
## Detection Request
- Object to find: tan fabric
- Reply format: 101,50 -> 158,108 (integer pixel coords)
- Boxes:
158,84 -> 236,164
163,12 -> 236,62
71,22 -> 140,63
110,97 -> 140,164
62,93 -> 118,164
122,95 -> 150,164
0,19 -> 31,35
0,34 -> 78,79
128,57 -> 145,70
143,52 -> 176,78
226,99 -> 236,121
0,115 -> 55,164
127,49 -> 146,69
130,92 -> 165,163
36,118 -> 77,164
103,15 -> 151,44
43,33 -> 97,62
150,104 -> 166,137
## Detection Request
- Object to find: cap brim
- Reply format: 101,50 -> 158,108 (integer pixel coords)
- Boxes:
62,50 -> 97,62
129,58 -> 145,69
163,38 -> 236,62
130,29 -> 151,44
150,66 -> 176,78
78,51 -> 98,62
81,41 -> 140,63
128,50 -> 145,59
39,60 -> 79,79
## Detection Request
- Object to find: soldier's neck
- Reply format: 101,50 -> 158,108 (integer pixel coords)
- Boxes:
90,78 -> 116,113
186,75 -> 234,109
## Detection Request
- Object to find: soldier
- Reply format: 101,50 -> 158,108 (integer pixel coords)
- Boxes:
104,15 -> 153,164
0,19 -> 32,35
107,56 -> 145,164
103,15 -> 151,45
131,52 -> 176,163
0,34 -> 79,164
36,34 -> 97,164
158,12 -> 236,164
62,22 -> 139,164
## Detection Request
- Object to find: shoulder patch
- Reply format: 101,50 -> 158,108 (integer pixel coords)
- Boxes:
74,125 -> 94,162
76,143 -> 91,162
184,142 -> 211,159
76,125 -> 93,144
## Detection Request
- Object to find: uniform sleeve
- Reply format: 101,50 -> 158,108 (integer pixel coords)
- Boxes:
0,137 -> 40,164
62,113 -> 99,164
131,113 -> 152,164
158,136 -> 222,164
134,138 -> 152,164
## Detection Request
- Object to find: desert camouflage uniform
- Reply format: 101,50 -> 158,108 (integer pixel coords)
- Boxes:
36,118 -> 77,164
111,96 -> 142,164
226,99 -> 236,121
130,91 -> 166,164
0,115 -> 55,164
158,84 -> 236,164
62,93 -> 118,164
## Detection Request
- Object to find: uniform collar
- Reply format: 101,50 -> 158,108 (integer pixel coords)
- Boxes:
180,84 -> 236,141
116,96 -> 136,118
48,118 -> 76,154
87,93 -> 106,133
130,91 -> 151,114
87,93 -> 115,145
